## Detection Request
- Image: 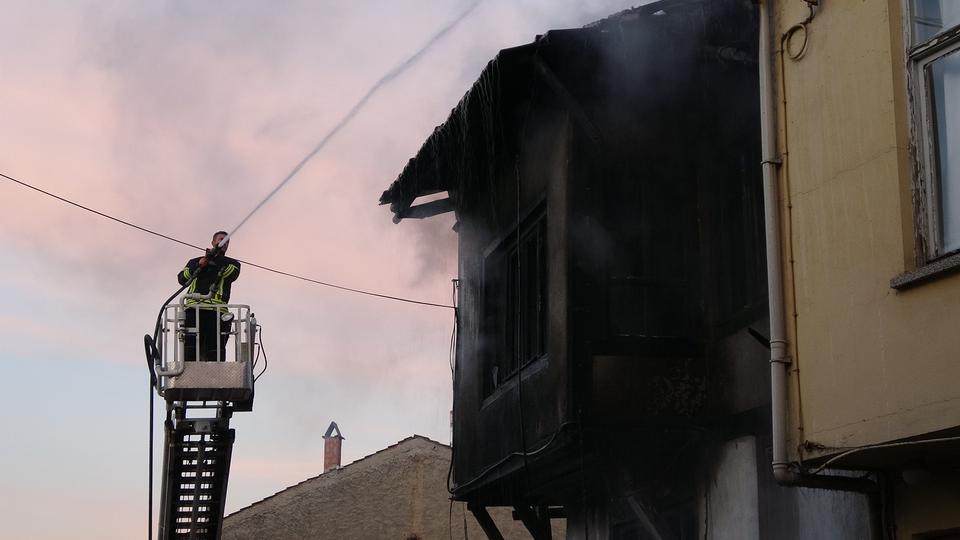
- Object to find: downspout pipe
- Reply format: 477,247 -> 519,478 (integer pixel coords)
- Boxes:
758,5 -> 885,537
758,0 -> 794,486
758,0 -> 882,504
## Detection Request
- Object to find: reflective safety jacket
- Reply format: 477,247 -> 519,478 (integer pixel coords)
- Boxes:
178,255 -> 241,304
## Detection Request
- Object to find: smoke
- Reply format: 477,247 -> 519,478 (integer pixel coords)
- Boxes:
0,3 -> 674,536
409,212 -> 459,288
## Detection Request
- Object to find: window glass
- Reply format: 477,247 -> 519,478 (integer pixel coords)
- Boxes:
930,49 -> 960,252
482,212 -> 547,395
912,0 -> 960,44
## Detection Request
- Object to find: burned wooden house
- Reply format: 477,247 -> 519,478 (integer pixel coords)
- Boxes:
381,0 -> 783,537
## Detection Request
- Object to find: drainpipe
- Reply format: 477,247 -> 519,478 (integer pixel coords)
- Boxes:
758,0 -> 794,486
758,1 -> 882,509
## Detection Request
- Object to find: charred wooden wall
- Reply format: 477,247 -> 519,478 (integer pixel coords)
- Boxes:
448,0 -> 764,510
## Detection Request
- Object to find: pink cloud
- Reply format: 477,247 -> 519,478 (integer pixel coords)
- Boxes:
0,1 -> 646,537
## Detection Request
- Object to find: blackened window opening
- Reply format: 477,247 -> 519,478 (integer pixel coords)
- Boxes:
483,209 -> 548,396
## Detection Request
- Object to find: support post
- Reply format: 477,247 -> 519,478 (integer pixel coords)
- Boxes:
513,505 -> 552,540
468,503 -> 505,540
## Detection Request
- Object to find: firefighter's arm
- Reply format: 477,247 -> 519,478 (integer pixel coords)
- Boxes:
178,258 -> 203,285
221,262 -> 240,283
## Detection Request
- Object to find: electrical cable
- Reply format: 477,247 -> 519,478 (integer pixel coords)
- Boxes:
254,324 -> 268,382
1,172 -> 205,252
142,326 -> 165,540
449,280 -> 458,375
147,367 -> 154,540
0,172 -> 454,309
514,153 -> 530,481
512,46 -> 543,486
807,435 -> 960,476
448,499 -> 454,540
446,279 -> 458,494
452,421 -> 576,493
782,3 -> 816,61
514,154 -> 528,474
236,259 -> 453,309
143,332 -> 161,540
578,419 -> 589,540
143,275 -> 197,539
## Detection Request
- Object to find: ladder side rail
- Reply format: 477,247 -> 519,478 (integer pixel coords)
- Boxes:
247,310 -> 255,364
211,428 -> 236,540
189,300 -> 200,364
157,419 -> 178,540
233,306 -> 245,365
215,305 -> 221,364
248,309 -> 256,364
226,305 -> 250,364
233,307 -> 240,365
188,303 -> 196,363
156,303 -> 188,380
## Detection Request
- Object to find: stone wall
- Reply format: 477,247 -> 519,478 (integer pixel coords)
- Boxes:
223,436 -> 565,539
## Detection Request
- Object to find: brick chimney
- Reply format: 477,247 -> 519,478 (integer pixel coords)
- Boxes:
323,421 -> 344,472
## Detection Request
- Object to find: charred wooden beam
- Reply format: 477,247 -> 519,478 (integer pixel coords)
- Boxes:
531,54 -> 603,148
468,503 -> 505,540
512,505 -> 553,540
395,197 -> 454,223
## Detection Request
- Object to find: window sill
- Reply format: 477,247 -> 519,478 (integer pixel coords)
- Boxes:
890,252 -> 960,290
480,355 -> 549,410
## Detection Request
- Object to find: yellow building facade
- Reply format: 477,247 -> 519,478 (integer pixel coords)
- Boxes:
771,0 -> 960,536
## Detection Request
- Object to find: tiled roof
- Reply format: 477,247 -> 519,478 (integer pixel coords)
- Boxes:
224,435 -> 449,518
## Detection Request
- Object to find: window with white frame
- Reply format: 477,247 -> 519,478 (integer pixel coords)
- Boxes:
909,1 -> 960,259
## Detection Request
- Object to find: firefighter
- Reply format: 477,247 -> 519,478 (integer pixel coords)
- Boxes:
178,231 -> 241,361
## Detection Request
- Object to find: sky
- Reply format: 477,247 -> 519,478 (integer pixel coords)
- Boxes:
0,1 -> 644,538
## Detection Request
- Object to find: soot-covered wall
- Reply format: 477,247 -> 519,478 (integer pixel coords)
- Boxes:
448,0 -> 764,505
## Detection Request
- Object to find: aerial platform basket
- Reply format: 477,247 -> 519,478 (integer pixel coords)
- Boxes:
153,294 -> 258,406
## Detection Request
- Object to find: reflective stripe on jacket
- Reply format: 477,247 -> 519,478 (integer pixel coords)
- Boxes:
177,256 -> 241,304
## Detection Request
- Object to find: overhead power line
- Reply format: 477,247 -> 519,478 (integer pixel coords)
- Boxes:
1,172 -> 454,309
1,172 -> 206,252
236,260 -> 453,309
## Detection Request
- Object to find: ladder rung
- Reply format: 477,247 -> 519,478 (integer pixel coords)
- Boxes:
161,405 -> 234,539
